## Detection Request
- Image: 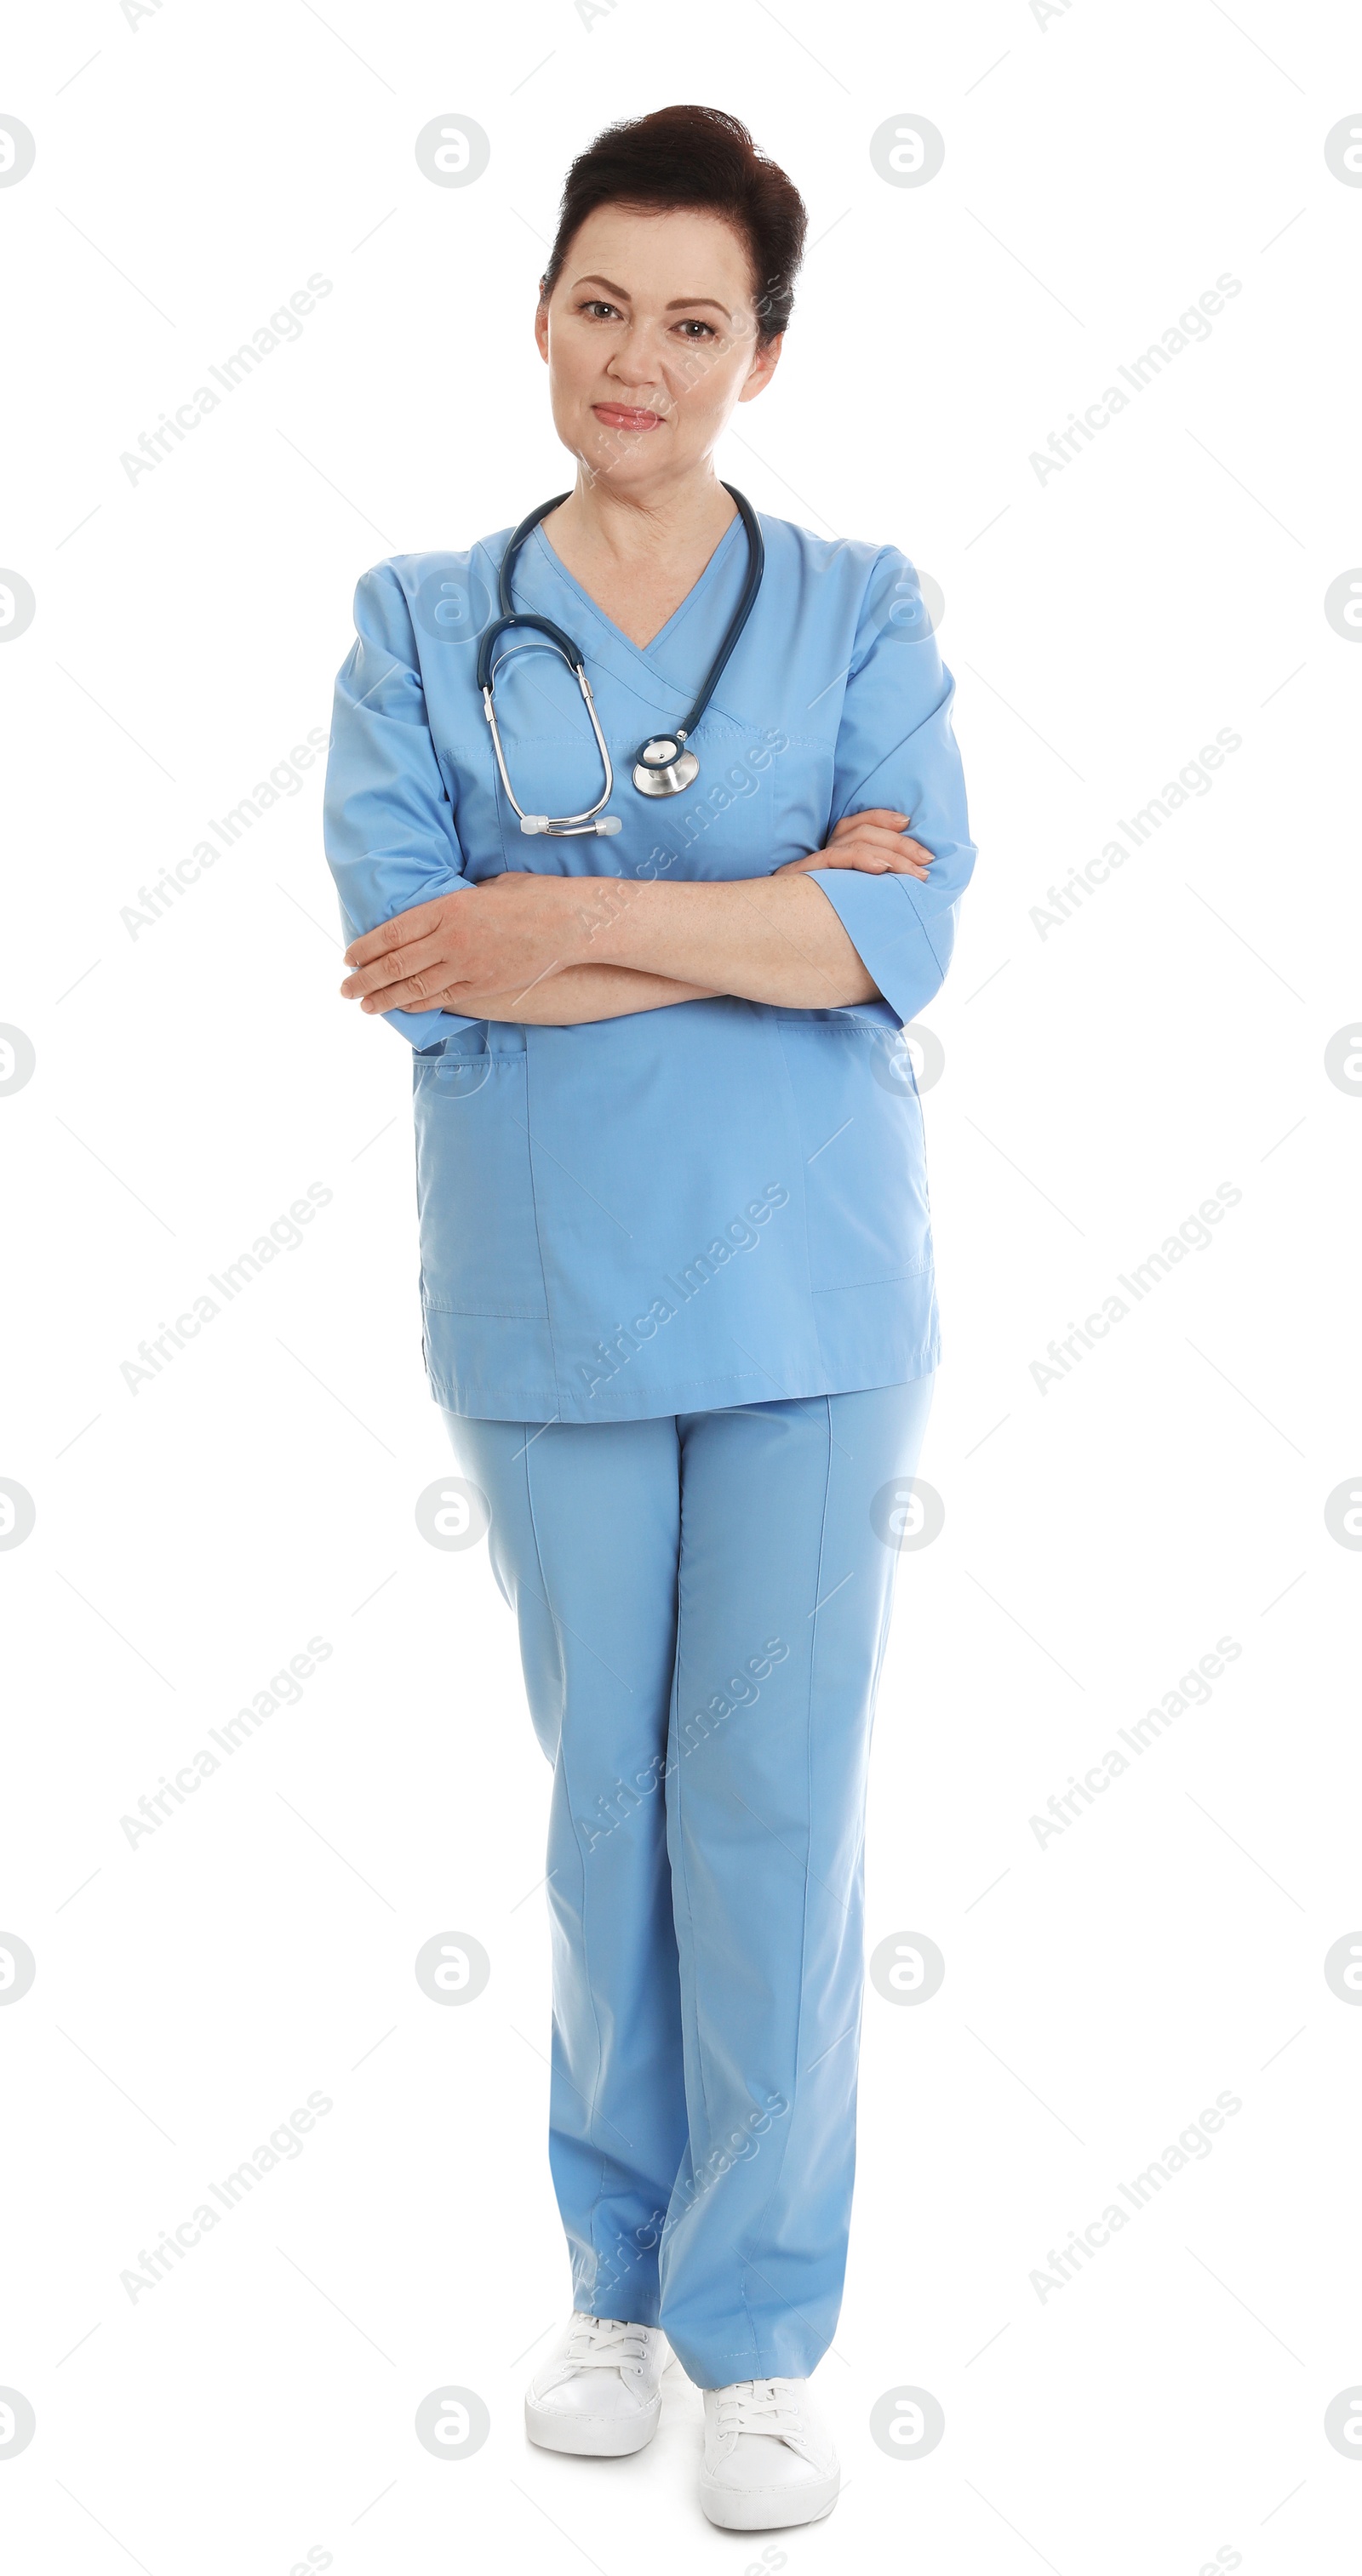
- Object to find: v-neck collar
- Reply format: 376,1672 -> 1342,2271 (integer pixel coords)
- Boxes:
527,508 -> 745,668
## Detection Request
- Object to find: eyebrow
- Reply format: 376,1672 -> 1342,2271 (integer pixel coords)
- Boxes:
571,273 -> 734,318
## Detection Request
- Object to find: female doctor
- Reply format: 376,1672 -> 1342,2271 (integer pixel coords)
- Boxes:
324,105 -> 975,2534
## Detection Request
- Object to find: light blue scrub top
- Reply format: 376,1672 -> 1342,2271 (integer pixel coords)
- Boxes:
323,509 -> 976,1424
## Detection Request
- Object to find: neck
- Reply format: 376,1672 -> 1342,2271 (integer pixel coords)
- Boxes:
549,463 -> 736,567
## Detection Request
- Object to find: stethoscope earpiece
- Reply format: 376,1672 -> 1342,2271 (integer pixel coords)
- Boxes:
482,488 -> 764,837
519,814 -> 621,837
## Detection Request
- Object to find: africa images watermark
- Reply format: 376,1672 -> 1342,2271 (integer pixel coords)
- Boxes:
523,723 -> 792,991
1028,1180 -> 1242,1393
120,728 -> 329,939
119,1636 -> 333,1849
592,2089 -> 792,2309
580,1183 -> 791,1402
579,1636 -> 793,1853
118,1182 -> 333,1393
120,2089 -> 335,2303
1029,728 -> 1242,940
631,728 -> 791,874
1029,1633 -> 1243,1849
1029,272 -> 1242,484
1029,2088 -> 1244,2303
118,274 -> 333,485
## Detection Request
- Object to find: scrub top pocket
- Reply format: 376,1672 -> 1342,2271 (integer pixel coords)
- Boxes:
776,1015 -> 933,1291
413,1034 -> 549,1321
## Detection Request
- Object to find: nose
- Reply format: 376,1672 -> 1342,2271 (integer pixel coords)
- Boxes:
603,324 -> 666,394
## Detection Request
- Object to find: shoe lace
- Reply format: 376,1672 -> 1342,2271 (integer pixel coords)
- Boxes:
564,2315 -> 651,2371
715,2378 -> 806,2441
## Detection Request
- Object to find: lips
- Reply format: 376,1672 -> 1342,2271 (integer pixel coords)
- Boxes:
592,403 -> 663,431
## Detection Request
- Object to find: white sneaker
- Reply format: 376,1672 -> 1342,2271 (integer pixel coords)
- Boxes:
700,2377 -> 840,2528
524,2314 -> 672,2457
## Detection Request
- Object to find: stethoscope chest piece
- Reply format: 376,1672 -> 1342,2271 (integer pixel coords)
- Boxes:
632,737 -> 700,797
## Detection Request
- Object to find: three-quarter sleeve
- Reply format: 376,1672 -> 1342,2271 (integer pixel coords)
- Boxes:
805,548 -> 976,1029
323,559 -> 478,1048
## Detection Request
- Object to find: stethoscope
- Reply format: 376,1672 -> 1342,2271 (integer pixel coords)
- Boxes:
475,483 -> 764,838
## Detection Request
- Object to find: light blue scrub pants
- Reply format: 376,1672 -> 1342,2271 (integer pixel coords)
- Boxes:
443,1379 -> 934,2391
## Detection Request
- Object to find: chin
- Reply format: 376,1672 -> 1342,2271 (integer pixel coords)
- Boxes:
577,438 -> 660,484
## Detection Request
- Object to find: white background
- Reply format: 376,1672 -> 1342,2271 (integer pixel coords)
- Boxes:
2,2 -> 1360,2569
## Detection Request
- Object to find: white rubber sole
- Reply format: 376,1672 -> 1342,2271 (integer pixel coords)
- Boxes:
699,2466 -> 840,2530
524,2392 -> 662,2458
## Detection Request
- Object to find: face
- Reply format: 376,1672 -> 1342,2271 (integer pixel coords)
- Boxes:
535,203 -> 781,492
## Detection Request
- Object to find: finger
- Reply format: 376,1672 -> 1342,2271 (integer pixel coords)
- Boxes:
778,838 -> 930,878
833,825 -> 929,863
829,807 -> 913,834
351,955 -> 456,1010
818,837 -> 933,881
344,959 -> 425,1002
358,972 -> 455,1014
344,895 -> 451,968
344,900 -> 449,968
829,851 -> 930,878
871,837 -> 934,875
341,931 -> 457,999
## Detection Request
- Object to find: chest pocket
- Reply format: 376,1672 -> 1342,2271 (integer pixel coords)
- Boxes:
413,1031 -> 548,1320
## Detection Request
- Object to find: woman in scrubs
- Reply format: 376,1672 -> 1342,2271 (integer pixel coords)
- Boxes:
324,104 -> 975,2533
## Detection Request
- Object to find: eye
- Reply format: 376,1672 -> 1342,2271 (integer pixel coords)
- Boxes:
579,299 -> 620,321
675,319 -> 717,339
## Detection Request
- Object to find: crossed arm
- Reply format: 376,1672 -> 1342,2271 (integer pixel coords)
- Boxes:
340,810 -> 932,1026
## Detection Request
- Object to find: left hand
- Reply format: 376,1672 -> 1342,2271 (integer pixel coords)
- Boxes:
776,808 -> 933,880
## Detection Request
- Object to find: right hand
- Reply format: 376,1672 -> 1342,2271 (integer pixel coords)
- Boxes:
776,808 -> 933,881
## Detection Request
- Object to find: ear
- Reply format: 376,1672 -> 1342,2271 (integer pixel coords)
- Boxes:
534,295 -> 550,363
737,333 -> 783,406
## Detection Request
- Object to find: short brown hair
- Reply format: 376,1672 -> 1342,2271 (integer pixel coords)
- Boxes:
539,105 -> 807,346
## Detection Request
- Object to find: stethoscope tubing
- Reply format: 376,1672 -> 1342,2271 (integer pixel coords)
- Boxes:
478,485 -> 764,837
